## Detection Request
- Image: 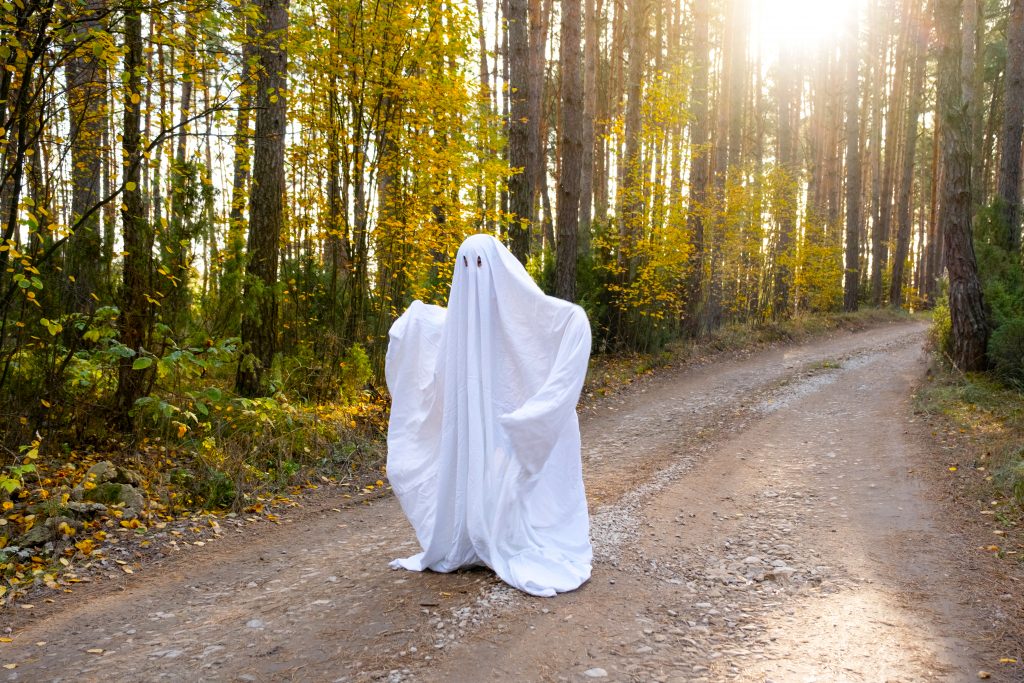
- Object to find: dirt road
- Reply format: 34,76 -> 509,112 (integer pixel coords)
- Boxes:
3,320 -> 1021,682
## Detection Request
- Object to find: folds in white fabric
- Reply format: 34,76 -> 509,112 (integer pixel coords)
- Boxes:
385,234 -> 593,597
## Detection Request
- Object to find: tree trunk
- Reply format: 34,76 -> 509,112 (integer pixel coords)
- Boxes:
936,0 -> 988,370
960,0 -> 978,206
876,0 -> 914,305
529,0 -> 547,229
65,0 -> 106,314
890,13 -> 924,308
236,0 -> 288,396
506,0 -> 532,261
773,45 -> 799,319
555,0 -> 584,301
578,0 -> 601,257
844,3 -> 863,312
868,0 -> 889,306
684,0 -> 710,335
115,3 -> 153,426
221,32 -> 254,334
726,0 -> 747,171
166,12 -> 196,337
617,0 -> 648,277
997,0 -> 1024,250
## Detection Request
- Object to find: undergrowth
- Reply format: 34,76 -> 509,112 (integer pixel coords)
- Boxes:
0,306 -> 916,605
916,362 -> 1024,513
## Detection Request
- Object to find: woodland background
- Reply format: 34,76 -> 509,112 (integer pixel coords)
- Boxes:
0,0 -> 1023,530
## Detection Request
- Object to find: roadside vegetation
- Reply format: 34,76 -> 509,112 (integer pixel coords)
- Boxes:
919,225 -> 1024,563
0,307 -> 912,607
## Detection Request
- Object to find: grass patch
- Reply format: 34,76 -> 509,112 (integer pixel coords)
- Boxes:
916,362 -> 1024,511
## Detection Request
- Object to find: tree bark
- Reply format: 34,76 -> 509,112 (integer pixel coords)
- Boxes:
773,45 -> 799,319
166,11 -> 197,336
578,0 -> 601,257
868,0 -> 890,306
997,0 -> 1024,250
115,3 -> 153,426
506,0 -> 532,261
960,0 -> 978,206
236,0 -> 288,396
890,11 -> 924,308
65,0 -> 106,314
617,0 -> 648,277
875,0 -> 914,305
936,0 -> 988,370
220,32 -> 254,335
926,104 -> 941,302
844,3 -> 863,311
684,0 -> 710,335
555,0 -> 584,301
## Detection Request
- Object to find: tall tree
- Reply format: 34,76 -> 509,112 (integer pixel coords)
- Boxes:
166,11 -> 199,336
64,0 -> 106,313
936,0 -> 988,369
773,44 -> 799,319
868,0 -> 892,306
236,0 -> 289,396
219,27 -> 255,335
877,0 -> 915,305
617,0 -> 648,278
115,0 -> 153,425
890,1 -> 926,308
996,0 -> 1024,250
844,3 -> 863,311
578,0 -> 601,256
506,0 -> 532,261
528,0 -> 545,230
555,0 -> 584,301
684,0 -> 710,334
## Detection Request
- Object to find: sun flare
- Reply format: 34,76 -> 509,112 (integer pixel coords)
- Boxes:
752,0 -> 862,54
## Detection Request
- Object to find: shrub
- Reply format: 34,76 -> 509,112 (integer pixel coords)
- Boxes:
930,296 -> 953,356
989,317 -> 1024,389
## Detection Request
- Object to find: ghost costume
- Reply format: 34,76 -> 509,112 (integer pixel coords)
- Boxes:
385,234 -> 592,597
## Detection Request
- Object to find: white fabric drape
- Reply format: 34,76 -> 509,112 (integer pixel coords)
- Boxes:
385,234 -> 592,597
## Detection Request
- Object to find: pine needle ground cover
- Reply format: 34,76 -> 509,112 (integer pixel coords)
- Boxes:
915,362 -> 1024,567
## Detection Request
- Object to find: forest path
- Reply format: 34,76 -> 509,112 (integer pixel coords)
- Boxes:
3,319 -> 1019,682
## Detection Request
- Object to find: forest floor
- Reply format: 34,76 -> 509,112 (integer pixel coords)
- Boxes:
2,319 -> 1022,682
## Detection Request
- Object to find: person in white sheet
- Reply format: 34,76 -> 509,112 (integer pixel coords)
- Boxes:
385,233 -> 593,597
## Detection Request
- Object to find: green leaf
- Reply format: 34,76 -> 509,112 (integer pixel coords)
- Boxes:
132,357 -> 153,370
